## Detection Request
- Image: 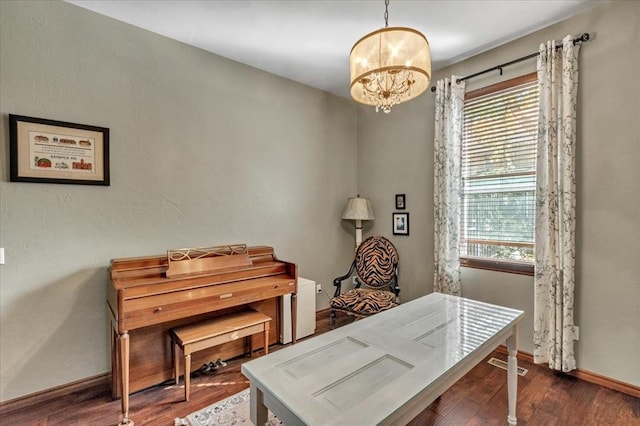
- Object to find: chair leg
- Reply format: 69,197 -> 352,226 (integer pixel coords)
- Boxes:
330,310 -> 336,329
184,353 -> 191,402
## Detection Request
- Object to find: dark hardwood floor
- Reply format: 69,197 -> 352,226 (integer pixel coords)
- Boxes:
2,313 -> 638,425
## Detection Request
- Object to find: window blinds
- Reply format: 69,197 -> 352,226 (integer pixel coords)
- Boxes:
461,77 -> 538,262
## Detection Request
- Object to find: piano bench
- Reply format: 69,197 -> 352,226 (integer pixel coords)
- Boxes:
170,309 -> 272,401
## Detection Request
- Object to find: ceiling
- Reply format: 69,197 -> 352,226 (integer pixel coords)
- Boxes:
66,0 -> 604,99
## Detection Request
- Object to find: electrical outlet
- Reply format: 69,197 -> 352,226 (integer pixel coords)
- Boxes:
316,283 -> 322,294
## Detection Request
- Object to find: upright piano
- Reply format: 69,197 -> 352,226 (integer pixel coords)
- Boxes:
108,244 -> 297,426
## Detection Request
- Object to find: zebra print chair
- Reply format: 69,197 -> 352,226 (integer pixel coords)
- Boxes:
330,236 -> 399,327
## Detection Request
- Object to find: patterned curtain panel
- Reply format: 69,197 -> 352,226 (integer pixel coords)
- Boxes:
534,35 -> 580,372
433,76 -> 465,296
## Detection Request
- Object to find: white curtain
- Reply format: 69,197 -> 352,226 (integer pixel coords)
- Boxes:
534,35 -> 580,372
433,76 -> 465,296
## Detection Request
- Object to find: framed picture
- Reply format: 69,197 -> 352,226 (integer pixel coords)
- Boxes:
395,193 -> 406,210
393,212 -> 409,236
9,114 -> 110,186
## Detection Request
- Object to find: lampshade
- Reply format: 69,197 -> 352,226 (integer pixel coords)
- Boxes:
350,25 -> 430,113
342,196 -> 375,221
349,27 -> 431,112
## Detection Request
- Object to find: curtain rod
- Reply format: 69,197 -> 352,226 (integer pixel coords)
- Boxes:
429,32 -> 590,92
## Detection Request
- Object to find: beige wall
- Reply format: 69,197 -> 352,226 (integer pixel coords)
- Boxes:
359,0 -> 639,386
1,0 -> 638,404
0,1 -> 358,401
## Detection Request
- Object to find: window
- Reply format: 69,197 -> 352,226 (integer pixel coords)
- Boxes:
461,73 -> 538,275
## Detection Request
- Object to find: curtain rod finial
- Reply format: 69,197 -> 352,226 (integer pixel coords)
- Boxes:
575,33 -> 590,44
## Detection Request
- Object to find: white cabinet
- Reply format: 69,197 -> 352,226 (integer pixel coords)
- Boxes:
280,277 -> 316,344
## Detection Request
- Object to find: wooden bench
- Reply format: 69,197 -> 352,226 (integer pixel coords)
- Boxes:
171,309 -> 271,401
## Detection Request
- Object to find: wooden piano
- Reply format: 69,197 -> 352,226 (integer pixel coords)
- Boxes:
107,244 -> 297,426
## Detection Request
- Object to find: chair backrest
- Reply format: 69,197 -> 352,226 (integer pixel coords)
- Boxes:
355,236 -> 399,289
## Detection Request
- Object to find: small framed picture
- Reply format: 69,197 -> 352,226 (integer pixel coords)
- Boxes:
9,114 -> 110,185
395,194 -> 406,210
392,212 -> 409,236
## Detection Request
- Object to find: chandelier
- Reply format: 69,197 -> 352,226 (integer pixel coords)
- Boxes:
349,0 -> 431,113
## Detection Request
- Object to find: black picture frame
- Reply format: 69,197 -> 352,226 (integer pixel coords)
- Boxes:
395,193 -> 406,210
393,212 -> 409,235
9,114 -> 110,186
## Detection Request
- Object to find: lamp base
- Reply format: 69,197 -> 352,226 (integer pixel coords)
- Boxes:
355,220 -> 363,251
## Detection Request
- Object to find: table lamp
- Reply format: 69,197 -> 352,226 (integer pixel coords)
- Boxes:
342,195 -> 375,250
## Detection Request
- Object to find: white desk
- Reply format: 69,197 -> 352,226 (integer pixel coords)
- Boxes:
242,293 -> 524,426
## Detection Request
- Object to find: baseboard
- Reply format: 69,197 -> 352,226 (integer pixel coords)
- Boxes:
569,368 -> 640,398
0,373 -> 109,414
316,308 -> 331,321
495,345 -> 640,398
495,345 -> 534,363
3,328 -> 637,412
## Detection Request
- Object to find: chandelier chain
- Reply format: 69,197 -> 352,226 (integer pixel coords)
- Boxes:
384,0 -> 389,28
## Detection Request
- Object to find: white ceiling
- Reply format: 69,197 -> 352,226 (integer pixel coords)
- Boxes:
66,0 -> 604,98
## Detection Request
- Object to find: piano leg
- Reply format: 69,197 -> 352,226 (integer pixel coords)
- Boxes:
291,293 -> 297,344
118,331 -> 134,426
173,341 -> 180,385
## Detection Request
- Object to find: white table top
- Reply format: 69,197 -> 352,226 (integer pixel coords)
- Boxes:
242,293 -> 524,426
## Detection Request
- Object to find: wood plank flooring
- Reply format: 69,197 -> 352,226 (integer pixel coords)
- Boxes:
2,313 -> 638,425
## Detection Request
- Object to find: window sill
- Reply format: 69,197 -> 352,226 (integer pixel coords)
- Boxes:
460,257 -> 534,276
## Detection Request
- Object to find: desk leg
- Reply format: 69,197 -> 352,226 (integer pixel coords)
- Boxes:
291,293 -> 297,344
506,325 -> 519,426
118,332 -> 134,426
250,382 -> 269,426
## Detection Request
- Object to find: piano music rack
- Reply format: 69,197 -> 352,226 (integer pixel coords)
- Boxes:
166,244 -> 251,278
